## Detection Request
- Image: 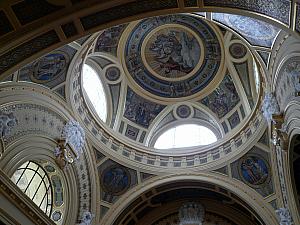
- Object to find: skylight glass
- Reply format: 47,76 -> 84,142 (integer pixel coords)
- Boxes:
154,124 -> 217,149
82,64 -> 107,122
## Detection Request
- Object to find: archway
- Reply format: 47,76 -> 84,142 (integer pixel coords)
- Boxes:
101,174 -> 278,225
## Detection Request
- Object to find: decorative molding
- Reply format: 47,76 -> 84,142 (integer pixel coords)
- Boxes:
0,169 -> 56,225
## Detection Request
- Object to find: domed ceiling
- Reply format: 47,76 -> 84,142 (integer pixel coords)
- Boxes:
11,12 -> 265,162
75,13 -> 261,153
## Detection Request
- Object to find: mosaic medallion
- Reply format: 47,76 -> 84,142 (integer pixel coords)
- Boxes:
44,165 -> 56,173
176,105 -> 191,118
30,51 -> 68,83
52,211 -> 62,221
105,66 -> 120,81
229,43 -> 247,59
144,26 -> 201,80
125,15 -> 222,98
239,155 -> 269,187
101,165 -> 131,195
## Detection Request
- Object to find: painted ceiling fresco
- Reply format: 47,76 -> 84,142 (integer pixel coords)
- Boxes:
124,14 -> 222,98
124,88 -> 165,128
95,24 -> 127,56
212,13 -> 280,48
201,74 -> 240,119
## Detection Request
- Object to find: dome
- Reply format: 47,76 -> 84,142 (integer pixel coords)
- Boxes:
1,2 -> 300,225
72,13 -> 261,158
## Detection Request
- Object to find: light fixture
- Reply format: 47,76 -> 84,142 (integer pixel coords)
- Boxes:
54,120 -> 85,169
178,202 -> 205,225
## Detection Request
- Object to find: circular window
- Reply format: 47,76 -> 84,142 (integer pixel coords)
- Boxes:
82,64 -> 107,122
154,124 -> 217,149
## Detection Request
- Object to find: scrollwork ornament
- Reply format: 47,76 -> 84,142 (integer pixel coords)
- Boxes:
62,120 -> 85,158
276,208 -> 293,225
54,120 -> 85,169
262,92 -> 280,123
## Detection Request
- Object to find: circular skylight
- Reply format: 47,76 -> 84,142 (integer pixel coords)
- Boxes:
82,64 -> 107,122
154,124 -> 217,149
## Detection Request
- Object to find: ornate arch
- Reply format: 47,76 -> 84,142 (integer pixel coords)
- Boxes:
101,173 -> 278,225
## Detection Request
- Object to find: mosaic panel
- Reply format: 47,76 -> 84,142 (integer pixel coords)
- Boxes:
18,45 -> 76,89
101,165 -> 131,195
239,154 -> 270,187
125,124 -> 139,141
0,30 -> 60,74
125,14 -> 221,98
80,0 -> 178,30
124,88 -> 165,128
213,13 -> 280,48
230,146 -> 273,197
95,24 -> 127,56
0,10 -> 14,36
99,160 -> 137,203
201,74 -> 240,118
228,111 -> 240,129
205,0 -> 290,25
11,0 -> 64,25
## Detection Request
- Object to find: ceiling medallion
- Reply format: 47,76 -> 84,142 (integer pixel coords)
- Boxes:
143,25 -> 203,81
124,15 -> 222,99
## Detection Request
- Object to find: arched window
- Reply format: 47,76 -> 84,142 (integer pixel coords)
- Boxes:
154,124 -> 217,149
82,64 -> 107,122
11,161 -> 53,216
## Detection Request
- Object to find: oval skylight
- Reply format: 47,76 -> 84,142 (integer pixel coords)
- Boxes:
154,124 -> 217,149
82,64 -> 107,122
